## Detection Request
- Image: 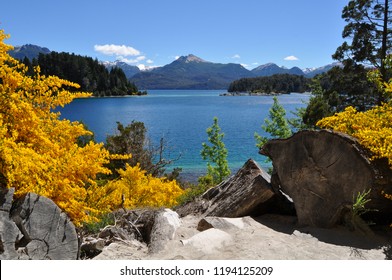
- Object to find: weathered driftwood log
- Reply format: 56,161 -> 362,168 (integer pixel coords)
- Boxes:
0,188 -> 79,259
203,159 -> 285,217
173,158 -> 294,218
260,129 -> 392,228
148,209 -> 181,254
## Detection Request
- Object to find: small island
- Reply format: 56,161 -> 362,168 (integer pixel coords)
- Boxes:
220,91 -> 284,96
227,73 -> 311,95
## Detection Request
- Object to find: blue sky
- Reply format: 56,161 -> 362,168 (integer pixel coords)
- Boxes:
0,0 -> 346,70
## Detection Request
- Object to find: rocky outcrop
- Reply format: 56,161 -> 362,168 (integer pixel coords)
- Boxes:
0,188 -> 78,260
260,129 -> 392,228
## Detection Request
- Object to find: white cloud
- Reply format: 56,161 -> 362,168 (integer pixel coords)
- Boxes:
284,55 -> 299,61
118,55 -> 146,64
138,64 -> 160,71
146,59 -> 154,64
174,55 -> 180,60
232,54 -> 241,59
94,44 -> 141,56
137,64 -> 147,71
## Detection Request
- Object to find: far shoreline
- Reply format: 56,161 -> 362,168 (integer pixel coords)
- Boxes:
220,91 -> 312,96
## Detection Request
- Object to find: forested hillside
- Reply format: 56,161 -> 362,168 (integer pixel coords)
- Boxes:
228,74 -> 310,94
24,52 -> 144,96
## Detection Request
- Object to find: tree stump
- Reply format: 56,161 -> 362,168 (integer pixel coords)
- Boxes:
260,129 -> 392,228
0,189 -> 79,259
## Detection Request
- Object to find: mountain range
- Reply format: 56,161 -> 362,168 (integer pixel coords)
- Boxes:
8,44 -> 341,90
130,54 -> 253,89
8,44 -> 51,61
128,55 -> 340,89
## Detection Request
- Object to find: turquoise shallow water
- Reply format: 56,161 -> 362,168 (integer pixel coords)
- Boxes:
58,90 -> 310,181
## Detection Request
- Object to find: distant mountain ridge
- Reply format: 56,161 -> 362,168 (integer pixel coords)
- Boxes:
8,45 -> 341,89
129,55 -> 338,89
8,44 -> 51,61
130,54 -> 253,89
102,60 -> 141,79
251,63 -> 305,77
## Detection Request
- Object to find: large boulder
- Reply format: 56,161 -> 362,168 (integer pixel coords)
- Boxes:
260,129 -> 392,228
0,189 -> 79,259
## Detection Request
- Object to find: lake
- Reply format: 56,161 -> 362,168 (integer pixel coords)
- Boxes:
59,90 -> 310,181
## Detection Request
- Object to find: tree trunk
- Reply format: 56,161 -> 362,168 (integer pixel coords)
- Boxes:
379,0 -> 390,104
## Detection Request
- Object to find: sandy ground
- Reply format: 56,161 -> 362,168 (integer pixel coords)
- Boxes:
94,214 -> 391,260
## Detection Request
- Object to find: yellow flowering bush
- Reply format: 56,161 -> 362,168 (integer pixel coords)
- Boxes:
0,30 -> 183,226
0,30 -> 113,224
317,104 -> 392,165
87,164 -> 184,212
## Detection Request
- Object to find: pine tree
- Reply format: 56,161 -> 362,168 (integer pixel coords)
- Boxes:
255,96 -> 292,149
201,117 -> 231,185
333,0 -> 392,104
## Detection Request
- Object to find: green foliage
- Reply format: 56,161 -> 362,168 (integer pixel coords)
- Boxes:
105,121 -> 152,177
334,0 -> 392,68
287,103 -> 315,131
303,64 -> 379,127
333,0 -> 392,104
176,182 -> 210,205
228,74 -> 310,94
28,51 -> 142,96
76,121 -> 96,147
303,96 -> 331,127
105,121 -> 179,179
201,117 -> 231,185
82,212 -> 115,234
304,0 -> 392,127
352,189 -> 373,218
255,96 -> 292,149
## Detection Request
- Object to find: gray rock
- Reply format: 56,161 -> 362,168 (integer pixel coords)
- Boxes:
197,216 -> 252,232
180,228 -> 233,255
93,240 -> 148,260
81,237 -> 106,257
260,130 -> 392,227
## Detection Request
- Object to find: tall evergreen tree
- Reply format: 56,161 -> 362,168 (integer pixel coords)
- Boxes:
255,96 -> 292,149
201,117 -> 231,185
333,0 -> 392,104
35,51 -> 140,96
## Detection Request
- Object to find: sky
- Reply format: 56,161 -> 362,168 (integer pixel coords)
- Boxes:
0,0 -> 347,70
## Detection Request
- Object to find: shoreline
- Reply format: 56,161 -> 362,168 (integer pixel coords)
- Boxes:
220,91 -> 311,96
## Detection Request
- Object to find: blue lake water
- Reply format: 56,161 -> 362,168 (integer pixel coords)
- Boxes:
59,90 -> 310,181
